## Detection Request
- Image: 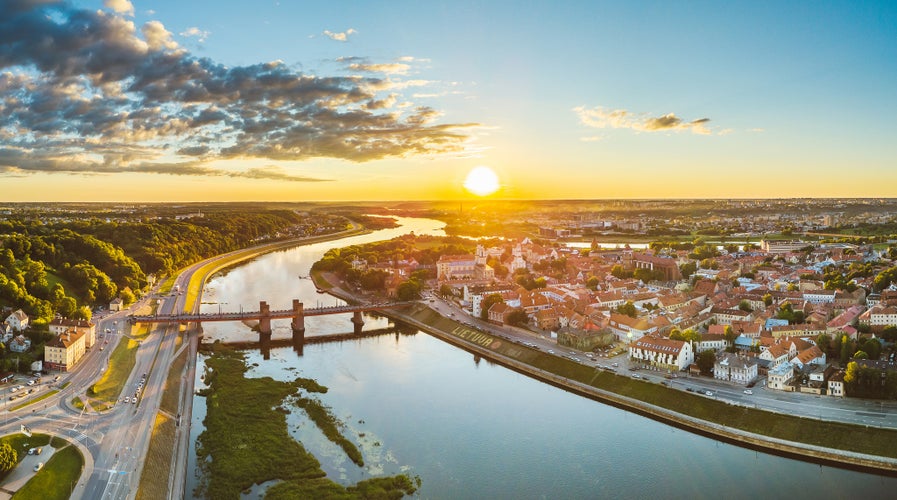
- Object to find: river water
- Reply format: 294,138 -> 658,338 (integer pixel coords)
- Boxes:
186,217 -> 897,499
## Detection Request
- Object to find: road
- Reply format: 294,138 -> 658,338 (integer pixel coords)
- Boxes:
425,293 -> 897,430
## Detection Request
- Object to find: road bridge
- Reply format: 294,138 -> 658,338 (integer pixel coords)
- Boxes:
128,299 -> 414,341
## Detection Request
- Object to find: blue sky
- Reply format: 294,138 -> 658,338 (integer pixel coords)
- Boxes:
3,0 -> 896,200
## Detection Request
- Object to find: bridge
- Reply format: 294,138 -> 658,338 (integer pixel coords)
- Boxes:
128,299 -> 415,341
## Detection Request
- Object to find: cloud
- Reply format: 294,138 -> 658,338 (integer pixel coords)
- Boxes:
104,0 -> 133,16
573,106 -> 712,135
323,28 -> 357,42
0,3 -> 477,180
348,62 -> 410,75
180,26 -> 210,43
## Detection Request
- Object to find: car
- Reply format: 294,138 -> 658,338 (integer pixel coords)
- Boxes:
612,363 -> 619,367
132,397 -> 138,404
34,462 -> 43,472
27,380 -> 34,386
28,388 -> 35,394
10,387 -> 18,393
35,447 -> 42,455
124,397 -> 130,403
100,347 -> 104,351
705,391 -> 713,396
54,375 -> 61,382
686,387 -> 694,392
743,389 -> 753,395
661,381 -> 669,386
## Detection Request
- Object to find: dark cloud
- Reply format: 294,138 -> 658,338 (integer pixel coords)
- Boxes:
0,0 -> 476,180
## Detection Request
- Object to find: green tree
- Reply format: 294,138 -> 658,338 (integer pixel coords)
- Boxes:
586,276 -> 600,291
480,294 -> 504,320
679,261 -> 697,280
610,264 -> 631,279
844,361 -> 859,383
73,305 -> 92,321
396,280 -> 421,301
439,284 -> 454,298
616,301 -> 637,318
696,350 -> 716,375
506,309 -> 529,327
815,333 -> 832,357
738,300 -> 752,312
119,287 -> 136,306
0,442 -> 16,473
762,293 -> 773,307
853,350 -> 869,360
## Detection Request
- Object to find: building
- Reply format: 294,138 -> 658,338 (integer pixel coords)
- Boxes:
48,318 -> 97,348
44,330 -> 88,372
695,333 -> 726,353
629,336 -> 693,372
768,362 -> 795,391
9,335 -> 31,353
759,344 -> 790,369
630,253 -> 683,281
713,352 -> 758,385
4,309 -> 28,332
436,255 -> 476,281
557,328 -> 614,352
109,297 -> 124,311
761,240 -> 808,254
608,313 -> 657,343
828,370 -> 845,397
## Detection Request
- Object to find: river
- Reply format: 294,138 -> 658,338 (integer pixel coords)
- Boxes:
186,216 -> 896,499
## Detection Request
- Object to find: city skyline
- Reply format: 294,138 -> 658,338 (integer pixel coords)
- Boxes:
1,0 -> 896,201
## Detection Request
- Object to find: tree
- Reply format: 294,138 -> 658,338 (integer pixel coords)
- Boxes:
815,333 -> 832,357
610,264 -> 631,279
506,309 -> 529,327
696,350 -> 716,375
0,442 -> 16,473
616,301 -> 637,318
679,261 -> 697,280
844,361 -> 859,383
762,293 -> 773,307
396,280 -> 421,301
853,350 -> 869,360
586,276 -> 600,291
439,284 -> 454,298
119,287 -> 136,306
480,294 -> 504,320
738,300 -> 752,312
73,305 -> 92,321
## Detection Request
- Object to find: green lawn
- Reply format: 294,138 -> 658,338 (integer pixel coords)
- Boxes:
88,337 -> 139,406
12,444 -> 84,500
10,390 -> 59,411
0,433 -> 51,482
136,414 -> 176,500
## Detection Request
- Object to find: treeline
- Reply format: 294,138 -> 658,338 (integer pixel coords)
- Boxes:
0,209 -> 313,323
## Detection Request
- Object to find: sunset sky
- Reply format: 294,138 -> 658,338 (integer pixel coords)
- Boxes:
2,0 -> 896,201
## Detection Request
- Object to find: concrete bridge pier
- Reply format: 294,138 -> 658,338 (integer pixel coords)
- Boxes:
351,310 -> 365,335
291,299 -> 306,343
259,300 -> 272,359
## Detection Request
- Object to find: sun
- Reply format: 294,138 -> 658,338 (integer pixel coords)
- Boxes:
463,166 -> 500,196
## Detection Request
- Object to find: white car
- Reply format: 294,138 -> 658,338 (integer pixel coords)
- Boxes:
705,391 -> 713,396
124,397 -> 130,403
743,389 -> 753,395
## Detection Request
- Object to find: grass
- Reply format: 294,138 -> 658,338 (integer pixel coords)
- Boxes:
0,433 -> 51,482
88,337 -> 139,406
160,346 -> 187,415
12,444 -> 84,500
136,413 -> 176,500
10,390 -> 59,411
407,306 -> 897,462
194,347 -> 417,500
59,382 -> 70,390
70,397 -> 84,411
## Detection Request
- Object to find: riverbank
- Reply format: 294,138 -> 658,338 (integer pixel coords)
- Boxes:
311,274 -> 897,476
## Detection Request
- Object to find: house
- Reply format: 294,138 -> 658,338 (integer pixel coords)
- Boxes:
49,318 -> 97,348
109,297 -> 124,311
713,352 -> 758,385
9,335 -> 31,353
759,344 -> 790,369
629,335 -> 693,372
768,362 -> 795,391
487,303 -> 515,325
608,313 -> 657,343
695,333 -> 726,353
828,370 -> 845,397
4,309 -> 28,332
790,345 -> 826,369
44,330 -> 88,372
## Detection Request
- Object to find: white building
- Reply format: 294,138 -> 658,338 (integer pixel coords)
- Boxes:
767,362 -> 795,391
713,352 -> 758,385
4,309 -> 28,332
759,344 -> 790,369
629,336 -> 693,372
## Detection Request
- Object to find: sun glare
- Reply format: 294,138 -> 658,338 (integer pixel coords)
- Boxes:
464,166 -> 500,196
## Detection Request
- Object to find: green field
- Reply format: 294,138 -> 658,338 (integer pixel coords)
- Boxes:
10,390 -> 59,412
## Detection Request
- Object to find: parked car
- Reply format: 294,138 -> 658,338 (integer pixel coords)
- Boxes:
34,462 -> 43,472
705,391 -> 713,396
